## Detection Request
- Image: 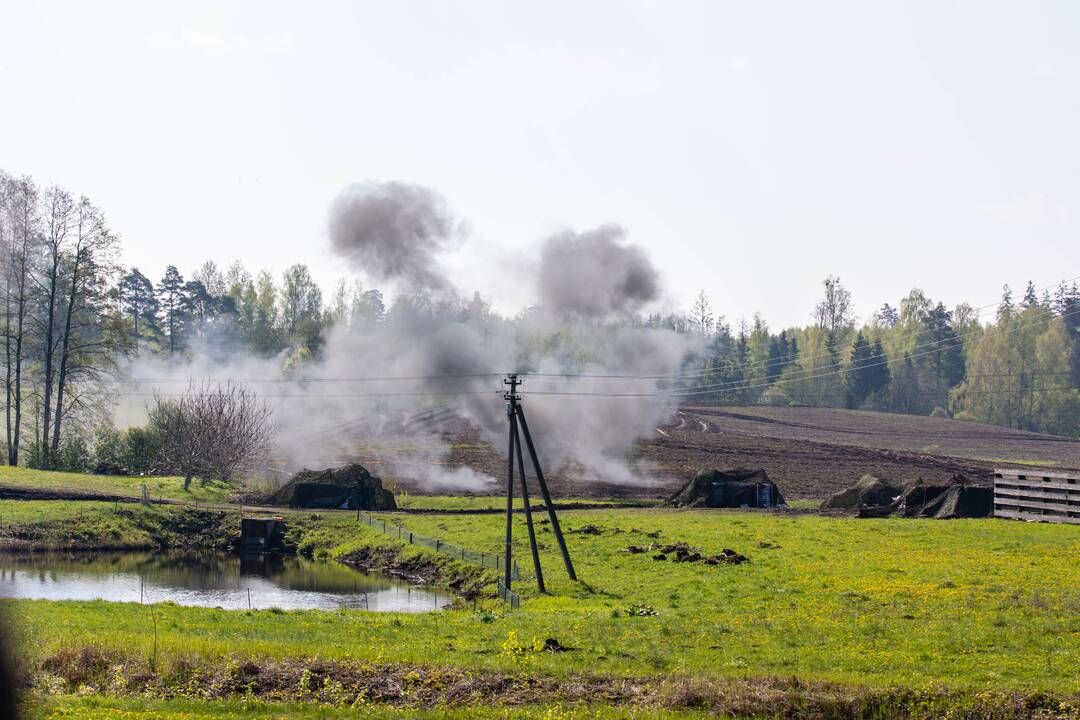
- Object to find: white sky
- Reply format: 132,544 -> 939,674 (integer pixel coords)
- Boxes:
1,1 -> 1078,328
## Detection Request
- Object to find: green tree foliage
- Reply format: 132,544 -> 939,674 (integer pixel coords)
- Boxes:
157,265 -> 187,357
119,268 -> 159,342
843,332 -> 876,408
278,264 -> 324,352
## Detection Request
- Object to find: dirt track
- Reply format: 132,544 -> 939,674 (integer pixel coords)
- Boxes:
381,404 -> 1080,501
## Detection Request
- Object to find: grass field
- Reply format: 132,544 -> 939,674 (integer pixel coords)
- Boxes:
3,459 -> 1079,717
0,499 -> 236,550
0,466 -> 231,503
4,496 -> 1080,717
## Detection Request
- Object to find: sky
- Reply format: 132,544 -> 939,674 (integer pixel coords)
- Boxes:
1,1 -> 1078,328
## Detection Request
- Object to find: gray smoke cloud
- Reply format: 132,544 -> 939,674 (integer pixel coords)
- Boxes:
328,181 -> 457,292
538,224 -> 660,319
115,181 -> 697,492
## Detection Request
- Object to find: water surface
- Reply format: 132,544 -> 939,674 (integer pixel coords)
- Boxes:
0,551 -> 447,612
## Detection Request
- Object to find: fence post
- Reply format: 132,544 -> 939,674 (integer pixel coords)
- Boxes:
409,532 -> 413,544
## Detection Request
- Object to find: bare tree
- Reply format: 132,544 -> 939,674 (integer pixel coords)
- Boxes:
814,275 -> 854,354
50,197 -> 121,455
193,260 -> 226,297
148,383 -> 276,491
689,290 -> 714,337
1,174 -> 40,465
33,186 -> 76,467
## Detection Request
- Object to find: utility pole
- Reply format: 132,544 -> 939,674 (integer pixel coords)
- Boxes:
503,375 -> 517,591
503,374 -> 577,593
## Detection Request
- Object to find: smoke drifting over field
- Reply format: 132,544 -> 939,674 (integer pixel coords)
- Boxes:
119,181 -> 696,490
538,224 -> 660,319
328,181 -> 458,292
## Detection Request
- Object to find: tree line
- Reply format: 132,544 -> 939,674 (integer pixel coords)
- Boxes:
3,167 -> 1079,477
680,277 -> 1080,437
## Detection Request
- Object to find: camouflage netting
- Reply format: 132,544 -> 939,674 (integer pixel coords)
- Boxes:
856,475 -> 992,519
821,474 -> 902,510
269,464 -> 396,510
668,468 -> 786,508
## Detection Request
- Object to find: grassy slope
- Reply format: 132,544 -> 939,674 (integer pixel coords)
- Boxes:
0,500 -> 237,550
7,507 -> 1080,692
0,466 -> 231,502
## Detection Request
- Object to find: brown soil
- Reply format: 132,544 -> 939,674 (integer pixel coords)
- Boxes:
32,646 -> 1080,719
372,403 -> 1080,501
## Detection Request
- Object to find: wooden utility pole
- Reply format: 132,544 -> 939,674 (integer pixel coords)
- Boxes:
503,374 -> 577,593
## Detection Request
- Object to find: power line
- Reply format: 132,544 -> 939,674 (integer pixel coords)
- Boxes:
90,275 -> 1080,391
519,305 -> 1080,397
522,273 -> 1080,383
98,372 -> 502,384
109,390 -> 502,399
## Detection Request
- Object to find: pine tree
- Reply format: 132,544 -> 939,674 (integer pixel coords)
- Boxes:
1022,280 -> 1039,309
766,333 -> 786,384
868,338 -> 891,396
998,284 -> 1014,322
843,332 -> 875,408
926,302 -> 965,388
120,269 -> 158,342
157,265 -> 187,357
877,303 -> 899,328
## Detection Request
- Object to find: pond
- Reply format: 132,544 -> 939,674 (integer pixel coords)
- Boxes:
0,551 -> 448,612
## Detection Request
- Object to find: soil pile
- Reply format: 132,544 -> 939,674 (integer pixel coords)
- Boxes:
667,468 -> 785,508
270,464 -> 396,510
857,475 -> 992,519
821,474 -> 901,510
627,541 -> 750,565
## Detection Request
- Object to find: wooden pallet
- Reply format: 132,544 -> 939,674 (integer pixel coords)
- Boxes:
994,468 -> 1080,525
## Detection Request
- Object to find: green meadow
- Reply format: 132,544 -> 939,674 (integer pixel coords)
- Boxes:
3,469 -> 1080,717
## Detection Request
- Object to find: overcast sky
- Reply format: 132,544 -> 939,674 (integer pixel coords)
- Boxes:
2,1 -> 1078,328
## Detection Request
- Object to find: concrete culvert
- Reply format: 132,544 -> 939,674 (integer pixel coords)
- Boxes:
270,464 -> 396,510
821,474 -> 902,510
667,468 -> 785,508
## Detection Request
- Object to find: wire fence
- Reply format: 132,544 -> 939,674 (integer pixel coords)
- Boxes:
356,510 -> 520,583
497,578 -> 520,609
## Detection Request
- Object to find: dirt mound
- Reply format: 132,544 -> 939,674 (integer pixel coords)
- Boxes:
93,462 -> 130,476
270,464 -> 396,510
857,475 -> 992,519
667,468 -> 785,508
821,474 -> 901,510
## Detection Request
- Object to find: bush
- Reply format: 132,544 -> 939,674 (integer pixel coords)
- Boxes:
91,424 -> 164,474
121,426 -> 164,474
28,434 -> 93,472
91,426 -> 126,467
930,406 -> 950,418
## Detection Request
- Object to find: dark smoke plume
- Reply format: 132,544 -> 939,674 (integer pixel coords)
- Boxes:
538,224 -> 660,319
328,181 -> 457,291
118,182 -> 698,490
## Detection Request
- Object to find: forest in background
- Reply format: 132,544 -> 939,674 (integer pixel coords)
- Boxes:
3,170 -> 1079,474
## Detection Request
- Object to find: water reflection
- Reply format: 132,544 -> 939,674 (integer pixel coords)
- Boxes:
0,551 -> 446,612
